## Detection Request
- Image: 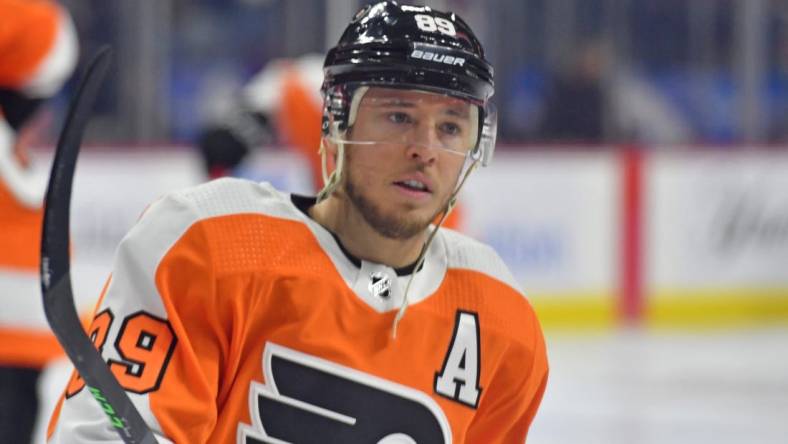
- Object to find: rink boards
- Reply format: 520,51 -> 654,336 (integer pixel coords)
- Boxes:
45,146 -> 788,329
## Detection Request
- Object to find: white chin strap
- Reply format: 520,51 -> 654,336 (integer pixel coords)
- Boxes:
313,85 -> 483,338
316,137 -> 344,203
391,155 -> 480,339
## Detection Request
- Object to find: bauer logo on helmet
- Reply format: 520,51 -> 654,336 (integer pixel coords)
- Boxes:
409,49 -> 466,67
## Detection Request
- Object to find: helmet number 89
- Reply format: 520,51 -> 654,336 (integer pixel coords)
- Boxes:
415,14 -> 456,36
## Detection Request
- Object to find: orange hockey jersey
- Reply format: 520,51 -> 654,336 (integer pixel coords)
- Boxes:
48,179 -> 548,443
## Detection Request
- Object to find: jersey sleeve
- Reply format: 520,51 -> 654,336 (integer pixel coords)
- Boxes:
466,309 -> 548,443
47,191 -> 226,443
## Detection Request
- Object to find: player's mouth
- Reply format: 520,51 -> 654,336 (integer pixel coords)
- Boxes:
393,177 -> 433,199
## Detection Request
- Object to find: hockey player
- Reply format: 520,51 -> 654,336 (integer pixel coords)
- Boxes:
48,2 -> 548,442
0,0 -> 78,442
196,53 -> 326,186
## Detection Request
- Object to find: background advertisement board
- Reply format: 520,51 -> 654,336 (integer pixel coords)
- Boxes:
39,146 -> 788,328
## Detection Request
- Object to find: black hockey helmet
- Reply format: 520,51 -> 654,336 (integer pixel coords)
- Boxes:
321,1 -> 496,165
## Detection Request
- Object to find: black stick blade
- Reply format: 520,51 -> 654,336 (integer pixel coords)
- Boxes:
40,46 -> 159,444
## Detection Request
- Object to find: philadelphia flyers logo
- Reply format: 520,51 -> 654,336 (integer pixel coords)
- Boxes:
238,343 -> 452,443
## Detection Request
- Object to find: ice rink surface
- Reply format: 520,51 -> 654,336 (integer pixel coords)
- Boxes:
529,327 -> 788,444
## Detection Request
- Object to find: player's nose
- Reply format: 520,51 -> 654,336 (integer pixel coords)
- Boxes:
405,121 -> 440,163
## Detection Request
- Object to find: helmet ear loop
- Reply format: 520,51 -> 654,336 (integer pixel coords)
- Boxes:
316,134 -> 345,203
391,156 -> 481,339
317,86 -> 367,203
478,103 -> 498,166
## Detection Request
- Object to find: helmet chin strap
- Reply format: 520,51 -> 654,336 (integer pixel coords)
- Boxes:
391,156 -> 480,339
316,137 -> 345,203
317,138 -> 480,339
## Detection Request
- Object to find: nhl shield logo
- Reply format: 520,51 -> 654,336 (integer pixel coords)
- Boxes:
368,272 -> 391,299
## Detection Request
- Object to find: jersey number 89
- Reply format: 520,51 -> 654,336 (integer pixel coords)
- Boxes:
65,309 -> 178,397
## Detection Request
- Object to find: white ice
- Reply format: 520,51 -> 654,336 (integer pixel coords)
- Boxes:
529,327 -> 788,444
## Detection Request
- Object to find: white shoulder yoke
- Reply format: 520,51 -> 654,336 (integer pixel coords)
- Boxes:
437,228 -> 522,294
113,178 -> 303,314
174,178 -> 301,222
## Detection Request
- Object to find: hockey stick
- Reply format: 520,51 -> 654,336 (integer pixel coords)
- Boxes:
40,47 -> 159,444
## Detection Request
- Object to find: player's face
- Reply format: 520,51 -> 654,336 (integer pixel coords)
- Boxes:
341,87 -> 474,239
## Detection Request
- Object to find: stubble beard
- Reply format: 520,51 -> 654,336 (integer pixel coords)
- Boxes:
344,168 -> 448,240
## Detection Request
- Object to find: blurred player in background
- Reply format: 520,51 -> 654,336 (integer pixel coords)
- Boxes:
48,1 -> 547,442
197,53 -> 326,186
0,0 -> 78,442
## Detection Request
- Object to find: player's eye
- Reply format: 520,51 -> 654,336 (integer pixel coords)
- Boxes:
439,121 -> 463,137
387,112 -> 414,125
